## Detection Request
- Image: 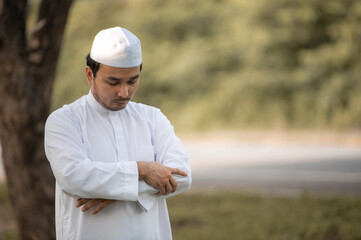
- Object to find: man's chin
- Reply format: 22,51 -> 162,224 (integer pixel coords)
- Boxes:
109,101 -> 129,111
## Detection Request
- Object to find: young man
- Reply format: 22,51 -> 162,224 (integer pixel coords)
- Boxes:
45,27 -> 192,240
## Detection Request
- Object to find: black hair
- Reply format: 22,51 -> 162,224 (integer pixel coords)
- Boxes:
86,54 -> 101,78
86,53 -> 142,77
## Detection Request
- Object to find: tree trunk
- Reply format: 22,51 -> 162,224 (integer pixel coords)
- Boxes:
0,0 -> 73,239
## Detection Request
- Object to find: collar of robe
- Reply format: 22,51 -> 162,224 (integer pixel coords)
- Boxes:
86,90 -> 127,115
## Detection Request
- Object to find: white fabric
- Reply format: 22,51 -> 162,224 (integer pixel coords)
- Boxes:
90,27 -> 142,68
45,91 -> 191,240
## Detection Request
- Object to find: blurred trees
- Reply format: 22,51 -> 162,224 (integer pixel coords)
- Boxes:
0,0 -> 73,239
236,0 -> 361,129
54,0 -> 361,131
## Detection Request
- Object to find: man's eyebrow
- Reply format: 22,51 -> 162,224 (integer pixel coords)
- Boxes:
129,74 -> 140,80
107,75 -> 140,81
107,76 -> 122,81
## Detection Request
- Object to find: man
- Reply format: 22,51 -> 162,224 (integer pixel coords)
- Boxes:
45,27 -> 192,240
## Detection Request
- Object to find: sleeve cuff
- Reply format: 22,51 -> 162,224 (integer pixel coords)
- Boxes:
118,161 -> 139,201
137,181 -> 158,211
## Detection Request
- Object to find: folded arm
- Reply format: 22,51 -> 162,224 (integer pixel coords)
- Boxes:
45,113 -> 140,201
46,108 -> 191,213
135,110 -> 192,210
77,161 -> 189,214
76,110 -> 192,213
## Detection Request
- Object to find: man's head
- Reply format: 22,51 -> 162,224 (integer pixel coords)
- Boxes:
86,27 -> 142,111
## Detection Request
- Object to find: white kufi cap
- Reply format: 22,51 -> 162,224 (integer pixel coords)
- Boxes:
90,27 -> 142,68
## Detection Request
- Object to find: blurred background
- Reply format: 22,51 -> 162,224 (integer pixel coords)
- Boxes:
51,0 -> 361,131
1,0 -> 361,239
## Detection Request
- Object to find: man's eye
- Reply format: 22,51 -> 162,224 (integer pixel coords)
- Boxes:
128,78 -> 139,85
108,82 -> 117,86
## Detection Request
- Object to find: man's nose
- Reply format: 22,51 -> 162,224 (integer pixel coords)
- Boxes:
117,84 -> 129,98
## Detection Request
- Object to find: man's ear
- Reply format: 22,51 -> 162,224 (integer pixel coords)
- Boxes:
85,66 -> 94,86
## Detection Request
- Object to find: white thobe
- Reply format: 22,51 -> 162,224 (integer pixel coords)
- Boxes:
44,91 -> 192,240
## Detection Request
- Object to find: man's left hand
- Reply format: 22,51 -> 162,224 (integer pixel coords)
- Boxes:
76,198 -> 116,215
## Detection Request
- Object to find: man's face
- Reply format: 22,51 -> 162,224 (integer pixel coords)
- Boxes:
86,64 -> 141,111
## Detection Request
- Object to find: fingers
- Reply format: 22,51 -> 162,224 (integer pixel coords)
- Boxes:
157,187 -> 166,196
76,199 -> 115,214
169,167 -> 188,177
91,200 -> 115,215
169,177 -> 178,192
141,162 -> 187,195
80,199 -> 99,212
164,181 -> 173,195
76,198 -> 92,208
157,177 -> 177,196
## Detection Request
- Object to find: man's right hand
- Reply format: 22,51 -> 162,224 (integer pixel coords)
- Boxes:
137,161 -> 188,196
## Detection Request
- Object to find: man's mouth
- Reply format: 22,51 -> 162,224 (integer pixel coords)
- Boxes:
112,98 -> 130,103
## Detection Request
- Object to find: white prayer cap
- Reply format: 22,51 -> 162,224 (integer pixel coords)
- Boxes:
90,27 -> 142,68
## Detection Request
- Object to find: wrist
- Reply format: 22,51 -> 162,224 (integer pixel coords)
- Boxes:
137,161 -> 146,180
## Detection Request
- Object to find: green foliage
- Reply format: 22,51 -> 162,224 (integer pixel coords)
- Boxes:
52,0 -> 361,131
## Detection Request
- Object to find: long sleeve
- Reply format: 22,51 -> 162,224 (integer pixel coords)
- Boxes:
136,110 -> 192,211
45,112 -> 139,201
45,95 -> 191,212
48,93 -> 187,240
154,110 -> 192,193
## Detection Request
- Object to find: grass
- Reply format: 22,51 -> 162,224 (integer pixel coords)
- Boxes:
0,183 -> 360,240
168,190 -> 361,240
0,184 -> 18,240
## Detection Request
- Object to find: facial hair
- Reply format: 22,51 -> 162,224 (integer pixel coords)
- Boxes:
92,81 -> 129,111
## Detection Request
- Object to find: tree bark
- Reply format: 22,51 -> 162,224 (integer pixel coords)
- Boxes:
0,0 -> 73,239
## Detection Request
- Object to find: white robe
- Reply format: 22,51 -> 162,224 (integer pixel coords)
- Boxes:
44,91 -> 192,240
